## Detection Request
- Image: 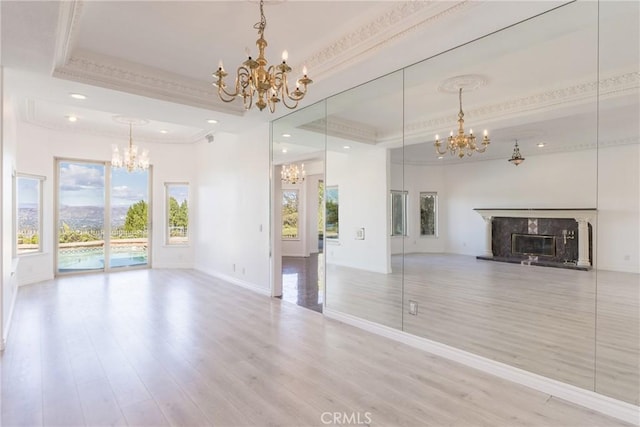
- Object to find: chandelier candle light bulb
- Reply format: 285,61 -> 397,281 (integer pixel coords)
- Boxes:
213,0 -> 312,112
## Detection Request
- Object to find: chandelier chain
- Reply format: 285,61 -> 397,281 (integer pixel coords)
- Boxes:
254,0 -> 266,38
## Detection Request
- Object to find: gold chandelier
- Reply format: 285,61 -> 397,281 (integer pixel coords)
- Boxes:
435,88 -> 490,158
111,122 -> 150,173
281,163 -> 305,184
213,0 -> 312,113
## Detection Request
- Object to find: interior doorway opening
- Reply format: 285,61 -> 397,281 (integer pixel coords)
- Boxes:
281,176 -> 324,312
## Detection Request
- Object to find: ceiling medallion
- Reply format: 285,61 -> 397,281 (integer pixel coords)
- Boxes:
437,74 -> 489,94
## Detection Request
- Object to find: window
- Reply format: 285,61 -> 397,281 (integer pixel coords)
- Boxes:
420,192 -> 437,236
282,189 -> 299,239
391,190 -> 407,236
166,183 -> 189,245
325,186 -> 339,239
16,174 -> 44,255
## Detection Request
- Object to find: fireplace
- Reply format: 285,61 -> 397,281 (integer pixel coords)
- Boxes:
512,234 -> 556,257
474,208 -> 597,271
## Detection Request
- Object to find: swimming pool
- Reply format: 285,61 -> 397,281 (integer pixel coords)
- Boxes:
58,246 -> 148,272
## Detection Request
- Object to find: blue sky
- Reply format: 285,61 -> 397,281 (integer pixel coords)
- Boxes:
59,161 -> 148,207
168,184 -> 188,204
17,177 -> 39,208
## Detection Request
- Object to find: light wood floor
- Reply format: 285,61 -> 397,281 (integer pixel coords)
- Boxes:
2,268 -> 634,426
326,254 -> 640,406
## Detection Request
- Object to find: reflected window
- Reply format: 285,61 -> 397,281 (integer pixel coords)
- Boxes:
16,174 -> 44,255
166,183 -> 189,245
420,192 -> 437,237
391,190 -> 407,236
325,186 -> 339,239
282,189 -> 299,239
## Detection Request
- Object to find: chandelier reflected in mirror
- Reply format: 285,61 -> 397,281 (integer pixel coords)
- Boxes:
508,140 -> 525,166
213,0 -> 312,113
281,163 -> 305,184
435,88 -> 490,158
112,121 -> 150,173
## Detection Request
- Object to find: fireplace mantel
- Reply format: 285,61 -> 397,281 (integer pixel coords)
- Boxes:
474,208 -> 597,268
474,208 -> 597,220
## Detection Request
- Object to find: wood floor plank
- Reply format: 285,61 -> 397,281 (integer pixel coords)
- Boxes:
1,267 -> 636,427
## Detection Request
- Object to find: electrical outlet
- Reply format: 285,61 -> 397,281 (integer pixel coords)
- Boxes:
409,300 -> 418,315
242,267 -> 246,275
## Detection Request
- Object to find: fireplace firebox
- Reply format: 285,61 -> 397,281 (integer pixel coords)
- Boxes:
512,234 -> 556,257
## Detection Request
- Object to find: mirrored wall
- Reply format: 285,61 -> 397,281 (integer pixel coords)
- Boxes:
271,1 -> 639,405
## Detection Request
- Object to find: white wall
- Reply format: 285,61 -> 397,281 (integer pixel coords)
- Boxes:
443,150 -> 598,257
390,162 -> 447,255
14,121 -> 197,286
389,146 -> 638,273
193,126 -> 270,294
2,75 -> 20,347
325,148 -> 390,274
596,144 -> 640,273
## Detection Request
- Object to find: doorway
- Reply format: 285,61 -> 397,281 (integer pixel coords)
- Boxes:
281,177 -> 324,312
56,159 -> 151,274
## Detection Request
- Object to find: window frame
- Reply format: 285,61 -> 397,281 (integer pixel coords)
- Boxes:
325,185 -> 339,240
419,191 -> 438,237
165,182 -> 190,246
15,173 -> 45,256
390,190 -> 408,237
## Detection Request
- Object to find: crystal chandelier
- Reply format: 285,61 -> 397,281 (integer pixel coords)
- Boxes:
112,122 -> 150,173
213,0 -> 312,113
435,88 -> 490,158
281,163 -> 305,184
508,140 -> 525,166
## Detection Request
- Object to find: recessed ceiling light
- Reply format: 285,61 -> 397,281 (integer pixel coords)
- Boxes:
67,115 -> 78,122
207,119 -> 218,124
282,133 -> 291,138
69,93 -> 87,100
160,130 -> 168,134
537,142 -> 545,148
282,148 -> 288,153
343,145 -> 351,149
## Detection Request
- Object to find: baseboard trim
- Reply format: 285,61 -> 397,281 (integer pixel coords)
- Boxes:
324,308 -> 640,425
2,285 -> 18,351
194,267 -> 271,297
152,262 -> 194,269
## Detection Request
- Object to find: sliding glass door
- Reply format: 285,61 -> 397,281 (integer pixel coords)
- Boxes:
110,167 -> 149,268
56,159 -> 151,274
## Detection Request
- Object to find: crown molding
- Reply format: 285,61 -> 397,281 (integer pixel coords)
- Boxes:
21,97 -> 211,144
299,1 -> 474,81
294,71 -> 638,150
300,117 -> 378,144
398,136 -> 640,166
53,0 -> 83,72
382,71 -> 640,145
53,51 -> 245,115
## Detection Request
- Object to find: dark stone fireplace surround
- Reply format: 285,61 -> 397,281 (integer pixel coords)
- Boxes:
474,208 -> 596,271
